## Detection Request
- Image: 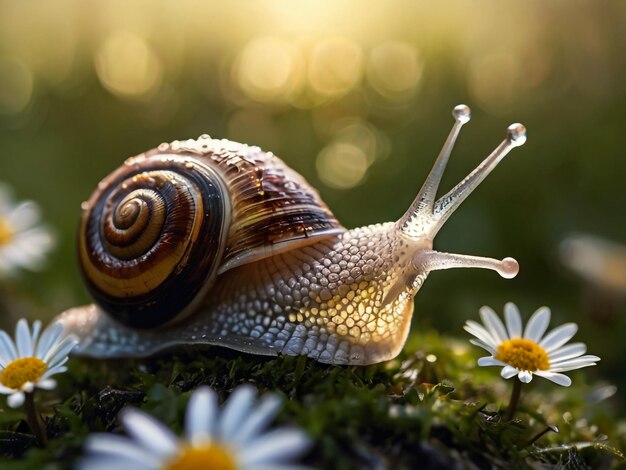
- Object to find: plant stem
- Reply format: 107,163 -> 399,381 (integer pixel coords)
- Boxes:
505,379 -> 522,421
24,392 -> 47,447
524,425 -> 559,447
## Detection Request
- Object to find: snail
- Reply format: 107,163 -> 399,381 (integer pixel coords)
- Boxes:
56,105 -> 526,365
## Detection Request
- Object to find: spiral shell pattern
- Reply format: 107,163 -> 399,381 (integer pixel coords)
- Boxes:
79,156 -> 228,328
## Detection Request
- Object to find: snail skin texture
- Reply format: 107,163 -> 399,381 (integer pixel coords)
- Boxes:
57,105 -> 526,365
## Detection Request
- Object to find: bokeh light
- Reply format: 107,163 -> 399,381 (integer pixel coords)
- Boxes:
316,141 -> 369,189
366,42 -> 423,99
95,32 -> 163,100
331,118 -> 390,165
307,37 -> 364,100
468,52 -> 521,115
233,36 -> 305,104
315,118 -> 389,189
0,57 -> 34,115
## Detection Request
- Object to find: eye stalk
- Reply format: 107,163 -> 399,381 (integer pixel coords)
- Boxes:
398,104 -> 526,279
412,251 -> 519,279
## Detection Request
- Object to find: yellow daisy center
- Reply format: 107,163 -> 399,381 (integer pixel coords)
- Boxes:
166,444 -> 236,470
0,217 -> 14,246
0,357 -> 47,390
495,338 -> 550,372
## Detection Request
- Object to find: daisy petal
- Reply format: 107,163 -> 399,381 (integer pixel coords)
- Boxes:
469,338 -> 496,355
37,379 -> 57,390
539,323 -> 578,352
549,355 -> 600,372
477,356 -> 506,367
504,302 -> 522,338
85,434 -> 163,467
501,365 -> 518,379
464,322 -> 499,350
220,385 -> 256,440
7,391 -> 25,408
47,339 -> 79,368
43,335 -> 78,364
42,364 -> 67,380
48,354 -> 69,370
523,307 -> 550,341
518,371 -> 533,383
479,306 -> 508,343
0,330 -> 18,362
77,456 -> 156,470
235,393 -> 283,445
121,409 -> 178,458
239,428 -> 311,466
185,386 -> 218,445
35,322 -> 64,359
548,343 -> 587,362
15,319 -> 33,357
8,202 -> 40,231
551,363 -> 597,373
30,321 -> 42,349
534,371 -> 572,386
0,384 -> 16,394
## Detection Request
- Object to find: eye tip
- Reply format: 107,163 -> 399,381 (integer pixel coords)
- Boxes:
452,104 -> 471,123
507,123 -> 527,147
498,257 -> 520,279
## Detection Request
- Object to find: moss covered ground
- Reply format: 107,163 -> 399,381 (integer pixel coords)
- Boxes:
0,331 -> 623,469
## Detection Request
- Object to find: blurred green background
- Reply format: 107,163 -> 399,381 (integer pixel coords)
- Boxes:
0,1 -> 624,408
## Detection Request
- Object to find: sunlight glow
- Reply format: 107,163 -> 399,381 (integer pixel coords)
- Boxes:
234,37 -> 305,103
95,32 -> 163,100
0,57 -> 34,115
308,37 -> 364,99
366,42 -> 422,99
316,142 -> 369,189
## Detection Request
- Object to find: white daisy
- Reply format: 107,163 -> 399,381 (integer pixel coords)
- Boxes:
0,319 -> 79,407
80,384 -> 311,470
464,302 -> 600,386
0,183 -> 55,276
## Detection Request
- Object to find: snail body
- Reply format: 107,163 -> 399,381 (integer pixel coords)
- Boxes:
57,105 -> 526,365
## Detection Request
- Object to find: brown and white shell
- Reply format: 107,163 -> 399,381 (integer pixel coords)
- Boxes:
79,135 -> 344,329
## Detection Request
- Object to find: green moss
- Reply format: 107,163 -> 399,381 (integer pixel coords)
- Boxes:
1,332 -> 623,469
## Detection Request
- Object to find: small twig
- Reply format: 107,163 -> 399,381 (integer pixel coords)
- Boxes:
469,402 -> 488,421
474,402 -> 488,416
524,425 -> 559,448
24,392 -> 47,447
505,379 -> 522,421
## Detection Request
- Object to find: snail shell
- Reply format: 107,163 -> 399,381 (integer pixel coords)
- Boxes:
79,157 -> 228,328
78,141 -> 343,329
57,106 -> 526,365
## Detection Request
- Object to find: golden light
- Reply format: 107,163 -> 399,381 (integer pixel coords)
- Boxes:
330,118 -> 390,166
316,142 -> 369,190
0,56 -> 34,115
95,32 -> 163,100
264,1 -> 349,35
366,41 -> 422,99
468,52 -> 520,115
233,37 -> 305,104
307,37 -> 364,99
